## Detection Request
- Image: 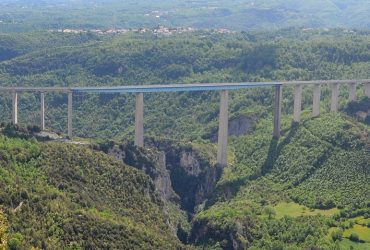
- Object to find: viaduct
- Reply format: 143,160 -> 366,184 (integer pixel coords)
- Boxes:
1,80 -> 370,166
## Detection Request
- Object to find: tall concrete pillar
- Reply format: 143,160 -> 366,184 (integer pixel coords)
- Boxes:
134,92 -> 144,147
365,83 -> 370,98
40,92 -> 45,130
273,85 -> 282,138
67,92 -> 73,139
331,83 -> 339,112
12,91 -> 18,125
293,84 -> 302,123
312,84 -> 321,117
348,83 -> 357,102
217,90 -> 228,166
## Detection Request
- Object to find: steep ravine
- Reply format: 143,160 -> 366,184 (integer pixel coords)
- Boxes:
95,138 -> 223,242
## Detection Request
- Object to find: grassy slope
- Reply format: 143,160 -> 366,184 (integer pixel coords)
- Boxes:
0,135 -> 185,249
192,112 -> 370,249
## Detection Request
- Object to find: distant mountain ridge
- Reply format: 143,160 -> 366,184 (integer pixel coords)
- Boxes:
1,0 -> 370,32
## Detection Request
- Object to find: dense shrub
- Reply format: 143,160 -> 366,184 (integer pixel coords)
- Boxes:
331,229 -> 343,241
349,233 -> 360,242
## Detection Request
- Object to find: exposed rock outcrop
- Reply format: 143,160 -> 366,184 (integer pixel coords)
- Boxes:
152,151 -> 177,201
107,144 -> 179,202
180,151 -> 202,176
190,217 -> 256,250
345,97 -> 370,125
146,139 -> 222,213
210,115 -> 253,142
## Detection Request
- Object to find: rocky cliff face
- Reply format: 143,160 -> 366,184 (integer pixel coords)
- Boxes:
146,139 -> 222,213
210,115 -> 253,142
107,144 -> 179,202
345,97 -> 370,125
190,217 -> 256,250
179,150 -> 222,206
152,151 -> 176,201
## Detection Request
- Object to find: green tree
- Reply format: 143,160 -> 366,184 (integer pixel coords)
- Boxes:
8,233 -> 23,250
263,206 -> 276,219
349,233 -> 360,242
330,229 -> 343,241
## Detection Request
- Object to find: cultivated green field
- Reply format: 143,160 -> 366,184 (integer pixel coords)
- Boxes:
274,202 -> 339,219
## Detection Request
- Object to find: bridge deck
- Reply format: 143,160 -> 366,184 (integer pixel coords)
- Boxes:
0,79 -> 369,93
72,82 -> 281,93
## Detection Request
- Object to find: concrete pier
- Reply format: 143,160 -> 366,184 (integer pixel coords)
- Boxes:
331,83 -> 339,112
366,83 -> 370,98
217,90 -> 228,166
40,92 -> 45,130
293,84 -> 302,123
312,84 -> 321,117
348,83 -> 357,102
12,91 -> 18,125
273,85 -> 282,138
67,92 -> 73,139
134,93 -> 144,147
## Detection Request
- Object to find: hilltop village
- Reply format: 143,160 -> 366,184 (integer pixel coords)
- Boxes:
50,26 -> 234,36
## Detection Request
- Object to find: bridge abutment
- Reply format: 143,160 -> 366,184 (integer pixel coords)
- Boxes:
135,92 -> 144,147
217,90 -> 228,166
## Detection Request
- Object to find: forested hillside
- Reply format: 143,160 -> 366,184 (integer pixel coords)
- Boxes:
0,131 -> 186,249
0,29 -> 370,140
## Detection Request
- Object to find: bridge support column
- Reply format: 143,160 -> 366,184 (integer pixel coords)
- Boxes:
40,92 -> 45,130
217,90 -> 228,166
273,85 -> 282,138
348,83 -> 357,102
365,83 -> 370,98
293,84 -> 302,123
12,91 -> 18,125
331,83 -> 339,112
135,92 -> 144,147
312,84 -> 321,117
67,92 -> 73,139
